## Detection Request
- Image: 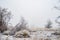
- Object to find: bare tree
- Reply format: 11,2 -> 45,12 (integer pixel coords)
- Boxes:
9,17 -> 28,35
55,16 -> 60,25
55,16 -> 60,32
0,7 -> 11,33
16,17 -> 27,31
54,0 -> 60,10
45,20 -> 52,29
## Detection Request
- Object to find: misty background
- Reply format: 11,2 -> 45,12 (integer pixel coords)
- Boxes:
0,0 -> 60,28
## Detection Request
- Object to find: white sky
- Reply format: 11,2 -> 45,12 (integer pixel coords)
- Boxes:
0,0 -> 60,28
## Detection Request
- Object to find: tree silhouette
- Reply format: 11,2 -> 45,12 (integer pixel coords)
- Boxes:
0,7 -> 11,33
54,0 -> 60,10
9,17 -> 28,35
55,16 -> 60,25
15,17 -> 27,31
55,16 -> 60,33
45,20 -> 52,28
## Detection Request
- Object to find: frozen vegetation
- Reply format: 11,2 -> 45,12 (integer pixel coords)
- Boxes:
0,28 -> 60,40
0,7 -> 60,40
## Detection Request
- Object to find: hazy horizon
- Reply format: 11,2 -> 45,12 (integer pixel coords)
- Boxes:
0,0 -> 60,28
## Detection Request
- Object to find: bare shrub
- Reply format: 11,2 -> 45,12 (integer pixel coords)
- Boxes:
45,19 -> 52,29
9,17 -> 28,35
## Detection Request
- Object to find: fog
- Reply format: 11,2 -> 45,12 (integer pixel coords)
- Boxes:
0,0 -> 60,28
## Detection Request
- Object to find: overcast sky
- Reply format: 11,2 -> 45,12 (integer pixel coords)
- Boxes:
0,0 -> 60,28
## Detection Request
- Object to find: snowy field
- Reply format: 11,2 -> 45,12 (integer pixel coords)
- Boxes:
0,30 -> 60,40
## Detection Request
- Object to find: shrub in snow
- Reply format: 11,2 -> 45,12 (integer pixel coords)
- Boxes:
14,30 -> 30,38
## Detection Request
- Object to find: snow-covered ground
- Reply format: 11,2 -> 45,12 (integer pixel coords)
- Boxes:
0,30 -> 60,40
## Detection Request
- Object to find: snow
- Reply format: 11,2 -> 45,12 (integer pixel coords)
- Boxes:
0,30 -> 60,40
